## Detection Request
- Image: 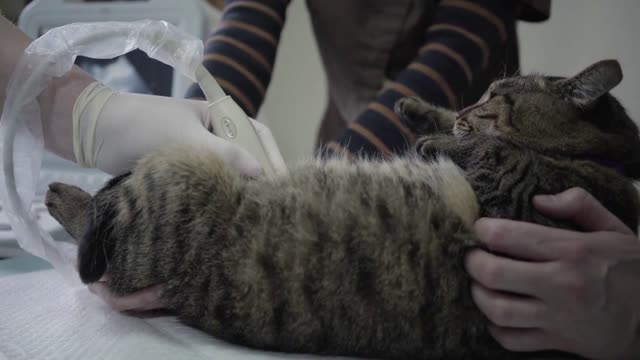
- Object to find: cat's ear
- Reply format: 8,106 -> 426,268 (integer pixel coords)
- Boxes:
77,211 -> 113,284
557,59 -> 623,108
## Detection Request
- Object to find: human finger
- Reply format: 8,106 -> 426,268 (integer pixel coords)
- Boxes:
88,283 -> 167,311
465,248 -> 552,296
533,187 -> 633,235
471,282 -> 547,328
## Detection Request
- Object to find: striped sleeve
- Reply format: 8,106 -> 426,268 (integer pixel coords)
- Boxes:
326,0 -> 518,159
185,0 -> 290,117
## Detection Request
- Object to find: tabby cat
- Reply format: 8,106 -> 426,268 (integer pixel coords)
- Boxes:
45,59 -> 640,359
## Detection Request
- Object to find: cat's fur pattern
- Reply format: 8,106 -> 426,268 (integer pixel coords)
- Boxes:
45,60 -> 639,360
48,153 -> 498,359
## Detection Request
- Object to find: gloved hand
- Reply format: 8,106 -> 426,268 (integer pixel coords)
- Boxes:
72,81 -> 264,176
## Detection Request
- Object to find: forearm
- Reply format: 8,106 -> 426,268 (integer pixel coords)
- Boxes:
0,15 -> 94,162
185,0 -> 290,117
326,0 -> 518,158
0,16 -> 30,108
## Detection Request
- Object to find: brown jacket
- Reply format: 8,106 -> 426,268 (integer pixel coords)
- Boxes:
307,0 -> 551,145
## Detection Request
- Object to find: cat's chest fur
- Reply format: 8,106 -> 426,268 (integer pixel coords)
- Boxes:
434,134 -> 640,231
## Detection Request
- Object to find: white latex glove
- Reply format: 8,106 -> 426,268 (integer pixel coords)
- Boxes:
72,81 -> 264,176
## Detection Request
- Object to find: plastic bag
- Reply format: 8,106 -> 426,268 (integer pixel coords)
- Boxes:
0,19 -> 217,286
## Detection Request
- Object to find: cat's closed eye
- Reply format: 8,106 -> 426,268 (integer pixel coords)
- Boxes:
474,113 -> 498,120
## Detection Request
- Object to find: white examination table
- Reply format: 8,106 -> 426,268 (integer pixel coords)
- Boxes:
0,267 -> 352,360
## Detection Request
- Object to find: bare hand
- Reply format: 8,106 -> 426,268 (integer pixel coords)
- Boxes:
466,187 -> 640,359
87,275 -> 167,312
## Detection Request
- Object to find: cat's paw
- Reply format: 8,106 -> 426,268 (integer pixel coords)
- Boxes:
46,182 -> 92,240
394,97 -> 455,135
414,135 -> 456,161
394,96 -> 432,127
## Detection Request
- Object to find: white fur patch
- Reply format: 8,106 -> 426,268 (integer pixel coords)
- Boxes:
430,157 -> 480,227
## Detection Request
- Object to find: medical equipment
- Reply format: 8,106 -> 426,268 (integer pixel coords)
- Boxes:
0,19 -> 287,286
18,0 -> 210,98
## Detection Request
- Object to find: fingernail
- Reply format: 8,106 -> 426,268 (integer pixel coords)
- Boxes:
473,217 -> 489,229
473,218 -> 492,239
533,193 -> 555,206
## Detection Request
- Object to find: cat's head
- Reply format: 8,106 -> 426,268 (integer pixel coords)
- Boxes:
454,59 -> 640,178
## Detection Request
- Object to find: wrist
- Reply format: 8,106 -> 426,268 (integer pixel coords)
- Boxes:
72,81 -> 115,168
40,68 -> 96,162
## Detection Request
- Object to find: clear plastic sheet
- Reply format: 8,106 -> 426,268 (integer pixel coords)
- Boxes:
0,20 -> 214,286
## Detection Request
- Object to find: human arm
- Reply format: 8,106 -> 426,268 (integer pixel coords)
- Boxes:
183,0 -> 519,158
466,187 -> 640,359
2,13 -> 267,310
185,0 -> 290,118
0,14 -> 94,161
0,14 -> 262,177
325,0 -> 519,157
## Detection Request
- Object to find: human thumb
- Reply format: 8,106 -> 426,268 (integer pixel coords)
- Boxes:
533,187 -> 632,234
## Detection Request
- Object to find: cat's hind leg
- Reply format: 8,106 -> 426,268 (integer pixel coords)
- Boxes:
45,182 -> 93,241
